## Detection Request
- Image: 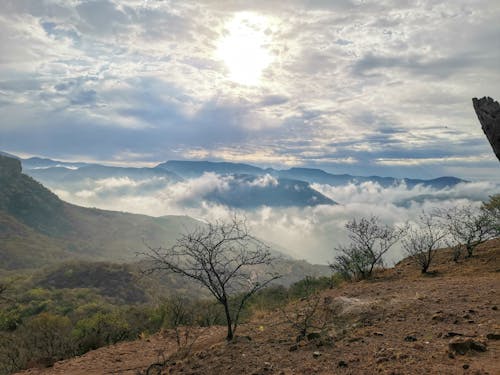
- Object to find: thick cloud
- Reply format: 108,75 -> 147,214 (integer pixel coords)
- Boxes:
48,170 -> 499,264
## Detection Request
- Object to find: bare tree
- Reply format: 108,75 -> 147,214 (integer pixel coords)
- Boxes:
402,213 -> 447,273
281,278 -> 333,341
437,204 -> 497,258
162,296 -> 195,349
142,217 -> 280,341
482,194 -> 500,235
330,216 -> 405,280
282,291 -> 327,340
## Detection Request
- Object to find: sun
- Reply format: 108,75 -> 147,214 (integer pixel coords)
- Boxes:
216,12 -> 274,86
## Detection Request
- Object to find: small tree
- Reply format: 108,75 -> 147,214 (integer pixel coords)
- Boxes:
281,277 -> 333,341
159,295 -> 203,358
482,194 -> 500,235
402,213 -> 447,273
438,204 -> 497,258
330,216 -> 405,280
143,217 -> 280,341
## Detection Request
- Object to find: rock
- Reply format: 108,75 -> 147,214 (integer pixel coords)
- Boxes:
0,155 -> 22,178
473,97 -> 500,161
338,360 -> 348,368
373,331 -> 384,336
432,313 -> 445,321
493,306 -> 498,311
444,332 -> 464,338
404,335 -> 417,342
289,344 -> 298,352
307,332 -> 322,341
448,337 -> 487,355
486,333 -> 500,340
312,351 -> 321,358
263,362 -> 273,371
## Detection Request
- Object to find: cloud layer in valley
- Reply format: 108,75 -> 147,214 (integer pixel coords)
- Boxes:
49,171 -> 498,264
1,0 -> 499,181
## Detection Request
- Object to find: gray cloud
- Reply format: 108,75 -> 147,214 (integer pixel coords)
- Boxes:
0,0 -> 499,181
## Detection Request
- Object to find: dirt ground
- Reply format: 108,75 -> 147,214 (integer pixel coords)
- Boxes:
18,239 -> 500,375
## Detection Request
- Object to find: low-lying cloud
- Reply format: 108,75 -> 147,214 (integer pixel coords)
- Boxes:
50,173 -> 499,265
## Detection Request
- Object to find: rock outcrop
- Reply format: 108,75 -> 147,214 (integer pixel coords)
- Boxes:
472,97 -> 500,162
0,154 -> 22,178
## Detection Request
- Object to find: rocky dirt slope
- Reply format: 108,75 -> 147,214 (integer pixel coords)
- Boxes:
18,239 -> 500,375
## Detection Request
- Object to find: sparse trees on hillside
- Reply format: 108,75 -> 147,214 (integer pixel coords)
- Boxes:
330,216 -> 405,280
437,204 -> 497,259
402,213 -> 447,273
143,217 -> 280,341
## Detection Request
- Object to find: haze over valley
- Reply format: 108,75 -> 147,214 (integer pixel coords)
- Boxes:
4,152 -> 496,264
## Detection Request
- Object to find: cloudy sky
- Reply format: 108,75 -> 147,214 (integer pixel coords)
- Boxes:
1,0 -> 499,180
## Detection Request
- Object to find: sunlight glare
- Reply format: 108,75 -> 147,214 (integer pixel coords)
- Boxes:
216,12 -> 274,86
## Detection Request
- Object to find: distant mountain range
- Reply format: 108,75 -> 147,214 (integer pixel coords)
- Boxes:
10,155 -> 467,210
0,154 -> 330,284
156,160 -> 465,189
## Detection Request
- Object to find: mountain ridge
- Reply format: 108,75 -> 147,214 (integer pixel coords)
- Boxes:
11,152 -> 467,188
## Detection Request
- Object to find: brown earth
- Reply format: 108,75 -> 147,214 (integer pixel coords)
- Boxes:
18,239 -> 500,375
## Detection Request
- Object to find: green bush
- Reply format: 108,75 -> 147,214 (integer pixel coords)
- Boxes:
73,311 -> 131,353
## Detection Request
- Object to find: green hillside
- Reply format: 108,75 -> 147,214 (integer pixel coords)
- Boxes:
0,154 -> 200,269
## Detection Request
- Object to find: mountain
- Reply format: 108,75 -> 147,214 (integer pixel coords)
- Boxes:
26,164 -> 182,191
271,167 -> 465,188
24,161 -> 334,209
203,174 -> 335,208
3,153 -> 470,211
0,151 -> 19,159
22,156 -> 91,170
0,155 -> 330,284
0,154 -> 199,268
155,160 -> 466,189
156,160 -> 263,178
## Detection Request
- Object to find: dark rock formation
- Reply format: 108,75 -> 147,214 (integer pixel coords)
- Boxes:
0,154 -> 22,178
472,97 -> 500,162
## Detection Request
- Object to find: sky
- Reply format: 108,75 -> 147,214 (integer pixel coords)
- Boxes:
1,0 -> 500,181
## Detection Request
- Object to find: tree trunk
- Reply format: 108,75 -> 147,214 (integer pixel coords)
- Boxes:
466,244 -> 473,258
222,300 -> 233,341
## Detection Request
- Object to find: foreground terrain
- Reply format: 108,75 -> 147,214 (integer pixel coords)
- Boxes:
17,239 -> 500,375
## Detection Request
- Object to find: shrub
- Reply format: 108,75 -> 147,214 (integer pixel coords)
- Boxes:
73,312 -> 131,353
330,216 -> 405,280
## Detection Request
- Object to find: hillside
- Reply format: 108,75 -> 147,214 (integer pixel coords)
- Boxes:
0,154 -> 202,268
0,155 -> 330,283
16,239 -> 500,375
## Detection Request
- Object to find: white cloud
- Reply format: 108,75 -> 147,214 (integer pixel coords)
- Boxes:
245,174 -> 278,188
47,172 -> 499,264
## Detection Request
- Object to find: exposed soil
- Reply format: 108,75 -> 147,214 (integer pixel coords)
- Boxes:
18,239 -> 500,375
